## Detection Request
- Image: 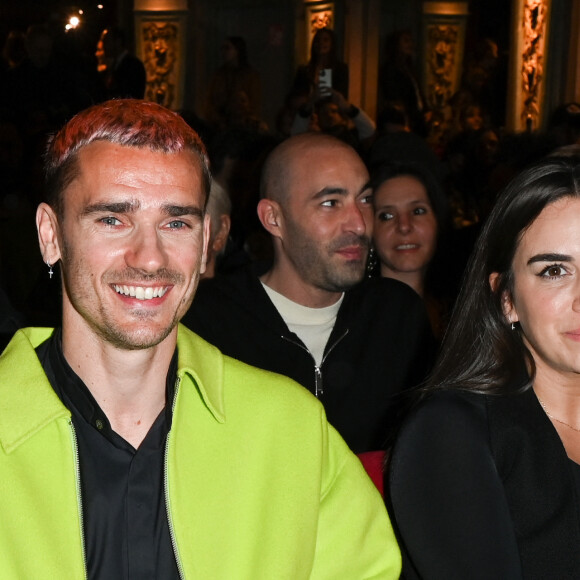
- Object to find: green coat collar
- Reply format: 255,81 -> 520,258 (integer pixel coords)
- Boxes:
0,324 -> 225,454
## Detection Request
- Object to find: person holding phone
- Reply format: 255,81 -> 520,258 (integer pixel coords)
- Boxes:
292,28 -> 349,100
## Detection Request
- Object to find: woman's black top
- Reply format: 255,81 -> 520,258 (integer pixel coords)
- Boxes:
388,389 -> 580,579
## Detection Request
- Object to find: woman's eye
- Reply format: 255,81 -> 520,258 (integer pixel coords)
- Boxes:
414,207 -> 428,215
378,212 -> 394,221
539,264 -> 567,278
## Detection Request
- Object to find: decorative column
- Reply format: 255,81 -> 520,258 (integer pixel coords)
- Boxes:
344,0 -> 380,118
421,1 -> 469,139
506,0 -> 551,131
133,0 -> 188,110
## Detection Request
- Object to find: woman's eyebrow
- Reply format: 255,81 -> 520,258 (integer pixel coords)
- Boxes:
527,253 -> 573,265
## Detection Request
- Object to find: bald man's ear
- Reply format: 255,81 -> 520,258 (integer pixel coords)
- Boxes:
257,198 -> 283,239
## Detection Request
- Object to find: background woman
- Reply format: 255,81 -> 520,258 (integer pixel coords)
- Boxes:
388,156 -> 580,579
205,36 -> 261,131
370,163 -> 452,337
292,28 -> 349,99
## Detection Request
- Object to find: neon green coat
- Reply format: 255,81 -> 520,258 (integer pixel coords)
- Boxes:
0,326 -> 401,579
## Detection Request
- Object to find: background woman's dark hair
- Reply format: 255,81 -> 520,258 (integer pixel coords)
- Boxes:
369,162 -> 449,231
309,28 -> 338,67
227,36 -> 248,68
428,155 -> 580,396
382,155 -> 580,460
368,162 -> 452,295
384,29 -> 413,65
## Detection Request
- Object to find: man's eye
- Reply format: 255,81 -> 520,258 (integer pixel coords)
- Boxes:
321,199 -> 338,207
360,194 -> 373,205
101,217 -> 121,226
167,220 -> 187,229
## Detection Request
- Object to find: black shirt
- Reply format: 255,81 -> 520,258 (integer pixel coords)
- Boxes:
36,329 -> 181,579
389,389 -> 580,580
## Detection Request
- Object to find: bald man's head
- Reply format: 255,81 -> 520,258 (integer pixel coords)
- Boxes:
256,133 -> 372,299
259,133 -> 359,206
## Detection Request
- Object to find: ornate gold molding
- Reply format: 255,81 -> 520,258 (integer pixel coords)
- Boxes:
136,13 -> 187,110
520,0 -> 548,129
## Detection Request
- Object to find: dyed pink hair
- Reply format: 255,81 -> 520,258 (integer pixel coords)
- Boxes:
45,99 -> 211,215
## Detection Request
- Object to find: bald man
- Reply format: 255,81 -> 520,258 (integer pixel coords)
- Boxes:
183,134 -> 433,453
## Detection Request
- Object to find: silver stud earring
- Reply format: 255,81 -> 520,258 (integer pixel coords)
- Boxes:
511,322 -> 516,331
47,261 -> 53,279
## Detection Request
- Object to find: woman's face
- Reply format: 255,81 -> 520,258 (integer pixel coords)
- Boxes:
314,31 -> 332,56
221,40 -> 237,64
373,175 -> 438,276
463,106 -> 483,132
505,196 -> 580,383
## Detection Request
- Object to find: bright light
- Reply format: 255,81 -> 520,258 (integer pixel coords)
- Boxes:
97,4 -> 104,9
65,15 -> 81,31
79,9 -> 84,14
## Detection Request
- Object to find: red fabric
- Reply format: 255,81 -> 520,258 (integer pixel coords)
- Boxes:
357,451 -> 385,496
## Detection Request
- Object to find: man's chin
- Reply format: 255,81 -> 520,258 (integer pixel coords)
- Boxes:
324,266 -> 366,292
95,322 -> 177,351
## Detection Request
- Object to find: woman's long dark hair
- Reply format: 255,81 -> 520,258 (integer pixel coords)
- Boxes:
369,162 -> 448,231
368,162 -> 450,294
383,155 -> 580,459
227,36 -> 249,68
308,28 -> 339,68
429,156 -> 580,395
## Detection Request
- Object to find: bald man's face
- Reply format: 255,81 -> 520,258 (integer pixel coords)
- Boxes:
276,142 -> 372,293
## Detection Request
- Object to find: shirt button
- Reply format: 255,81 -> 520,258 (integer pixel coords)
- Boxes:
95,419 -> 104,430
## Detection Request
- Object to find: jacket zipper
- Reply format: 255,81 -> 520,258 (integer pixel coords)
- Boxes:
164,376 -> 185,580
282,328 -> 349,398
70,420 -> 88,580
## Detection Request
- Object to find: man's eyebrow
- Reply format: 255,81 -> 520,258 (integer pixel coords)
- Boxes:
312,187 -> 348,199
81,201 -> 140,216
360,181 -> 372,195
527,253 -> 573,265
80,201 -> 204,218
162,204 -> 205,218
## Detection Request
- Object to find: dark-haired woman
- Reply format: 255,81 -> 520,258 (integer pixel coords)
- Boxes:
370,163 -> 453,338
292,28 -> 349,99
388,156 -> 580,579
205,36 -> 261,131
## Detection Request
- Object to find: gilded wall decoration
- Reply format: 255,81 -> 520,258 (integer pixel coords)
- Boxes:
304,2 -> 334,54
424,24 -> 460,135
520,0 -> 548,129
142,22 -> 178,108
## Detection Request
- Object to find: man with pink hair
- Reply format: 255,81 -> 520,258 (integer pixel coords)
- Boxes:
0,100 -> 400,578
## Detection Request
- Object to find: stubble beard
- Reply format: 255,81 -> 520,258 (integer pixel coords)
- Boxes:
290,231 -> 370,293
61,239 -> 194,351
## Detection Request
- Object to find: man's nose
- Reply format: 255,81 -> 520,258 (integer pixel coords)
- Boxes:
344,202 -> 368,236
124,227 -> 168,273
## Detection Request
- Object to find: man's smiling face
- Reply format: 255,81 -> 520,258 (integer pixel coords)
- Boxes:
51,140 -> 209,350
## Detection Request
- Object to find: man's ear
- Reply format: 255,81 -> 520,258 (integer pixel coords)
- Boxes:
489,272 -> 519,323
212,214 -> 231,255
36,203 -> 62,265
257,198 -> 283,239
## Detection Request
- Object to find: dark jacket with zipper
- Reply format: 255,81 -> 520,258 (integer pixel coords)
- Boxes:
183,263 -> 434,453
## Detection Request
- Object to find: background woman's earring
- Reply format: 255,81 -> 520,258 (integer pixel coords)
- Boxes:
47,261 -> 53,279
511,322 -> 516,331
